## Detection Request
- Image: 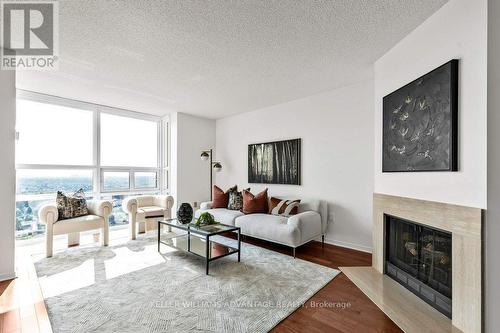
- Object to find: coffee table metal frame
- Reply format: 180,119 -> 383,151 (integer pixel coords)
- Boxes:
157,219 -> 241,275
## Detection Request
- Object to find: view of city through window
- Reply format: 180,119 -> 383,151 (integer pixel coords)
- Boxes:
15,96 -> 163,240
16,170 -> 159,240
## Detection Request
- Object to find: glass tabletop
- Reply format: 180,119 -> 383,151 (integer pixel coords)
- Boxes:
159,218 -> 239,236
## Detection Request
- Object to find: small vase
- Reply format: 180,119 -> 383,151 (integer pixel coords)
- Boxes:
177,203 -> 193,224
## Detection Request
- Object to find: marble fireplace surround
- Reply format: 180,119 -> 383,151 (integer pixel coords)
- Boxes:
372,193 -> 483,332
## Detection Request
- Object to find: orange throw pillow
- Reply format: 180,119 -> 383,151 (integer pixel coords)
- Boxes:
242,189 -> 268,214
212,185 -> 236,208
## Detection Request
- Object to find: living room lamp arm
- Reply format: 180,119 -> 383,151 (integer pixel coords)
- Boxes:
201,149 -> 214,201
210,149 -> 213,201
201,148 -> 222,201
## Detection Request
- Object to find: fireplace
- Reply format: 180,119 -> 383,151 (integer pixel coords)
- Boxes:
385,214 -> 452,318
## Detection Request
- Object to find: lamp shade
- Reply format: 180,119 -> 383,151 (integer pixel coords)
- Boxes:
200,151 -> 210,161
213,162 -> 222,172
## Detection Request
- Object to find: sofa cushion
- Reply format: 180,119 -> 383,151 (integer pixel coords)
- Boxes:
268,197 -> 300,216
235,214 -> 300,246
137,206 -> 165,220
52,214 -> 103,235
242,189 -> 268,214
195,208 -> 244,226
212,185 -> 237,209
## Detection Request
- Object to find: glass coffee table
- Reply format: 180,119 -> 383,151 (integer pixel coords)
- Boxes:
158,218 -> 241,275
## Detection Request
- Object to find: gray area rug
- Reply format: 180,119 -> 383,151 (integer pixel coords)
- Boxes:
33,234 -> 340,333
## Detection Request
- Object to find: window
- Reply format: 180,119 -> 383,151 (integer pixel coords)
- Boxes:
16,100 -> 93,166
15,91 -> 167,240
162,119 -> 170,192
17,169 -> 93,195
134,171 -> 157,188
100,113 -> 158,167
102,171 -> 130,191
16,198 -> 50,240
100,194 -> 130,226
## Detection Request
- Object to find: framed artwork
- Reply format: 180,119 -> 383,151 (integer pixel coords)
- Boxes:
248,138 -> 301,185
383,60 -> 458,172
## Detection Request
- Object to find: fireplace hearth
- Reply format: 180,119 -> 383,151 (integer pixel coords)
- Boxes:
385,214 -> 452,318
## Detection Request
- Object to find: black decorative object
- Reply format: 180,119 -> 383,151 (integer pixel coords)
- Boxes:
248,138 -> 301,185
176,203 -> 193,224
383,60 -> 458,172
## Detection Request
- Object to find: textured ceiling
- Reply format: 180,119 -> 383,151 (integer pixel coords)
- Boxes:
16,0 -> 448,119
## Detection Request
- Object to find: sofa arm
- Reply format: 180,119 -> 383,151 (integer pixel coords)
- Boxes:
38,203 -> 58,225
87,200 -> 112,218
153,195 -> 174,210
287,211 -> 321,229
200,201 -> 213,210
288,211 -> 322,242
122,197 -> 138,214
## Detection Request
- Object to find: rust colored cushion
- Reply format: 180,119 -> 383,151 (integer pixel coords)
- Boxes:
268,197 -> 301,216
242,189 -> 268,214
212,185 -> 237,208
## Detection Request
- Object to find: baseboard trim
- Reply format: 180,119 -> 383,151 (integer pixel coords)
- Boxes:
324,238 -> 372,253
0,271 -> 16,282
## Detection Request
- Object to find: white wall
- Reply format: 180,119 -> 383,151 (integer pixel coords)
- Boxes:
374,0 -> 487,208
0,65 -> 16,281
486,0 -> 500,331
170,112 -> 216,209
216,80 -> 374,252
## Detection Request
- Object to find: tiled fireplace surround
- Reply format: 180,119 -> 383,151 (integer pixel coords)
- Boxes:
372,193 -> 483,333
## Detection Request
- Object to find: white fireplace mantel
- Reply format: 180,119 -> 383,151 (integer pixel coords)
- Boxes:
342,193 -> 483,333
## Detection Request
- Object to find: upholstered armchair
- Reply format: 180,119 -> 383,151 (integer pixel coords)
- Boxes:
122,195 -> 174,240
38,200 -> 113,258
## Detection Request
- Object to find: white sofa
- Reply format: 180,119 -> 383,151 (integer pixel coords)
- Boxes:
196,199 -> 327,257
122,195 -> 174,240
38,200 -> 113,258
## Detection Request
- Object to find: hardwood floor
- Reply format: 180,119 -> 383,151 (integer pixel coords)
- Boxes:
0,253 -> 52,333
2,232 -> 402,333
233,235 -> 403,333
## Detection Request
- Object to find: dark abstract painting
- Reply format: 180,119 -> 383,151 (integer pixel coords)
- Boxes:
248,139 -> 301,185
383,60 -> 458,172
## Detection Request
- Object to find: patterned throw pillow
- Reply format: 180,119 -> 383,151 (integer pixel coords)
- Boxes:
227,188 -> 249,210
56,188 -> 89,220
268,197 -> 301,216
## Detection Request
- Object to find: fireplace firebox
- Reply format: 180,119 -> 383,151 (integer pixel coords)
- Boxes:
385,214 -> 452,318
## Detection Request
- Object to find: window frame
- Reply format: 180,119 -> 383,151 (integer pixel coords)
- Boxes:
15,90 -> 168,203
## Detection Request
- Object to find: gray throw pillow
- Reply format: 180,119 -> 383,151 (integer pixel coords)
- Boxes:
56,188 -> 89,220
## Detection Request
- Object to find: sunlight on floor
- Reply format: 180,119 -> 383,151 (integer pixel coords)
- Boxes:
104,244 -> 166,280
38,259 -> 95,298
18,227 -> 184,298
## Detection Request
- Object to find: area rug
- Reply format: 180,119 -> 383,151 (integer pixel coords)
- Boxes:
33,234 -> 340,333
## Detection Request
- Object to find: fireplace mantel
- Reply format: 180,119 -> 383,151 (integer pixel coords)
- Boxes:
375,194 -> 482,332
345,193 -> 483,333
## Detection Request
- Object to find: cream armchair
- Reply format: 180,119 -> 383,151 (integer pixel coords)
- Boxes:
122,195 -> 174,240
38,200 -> 113,258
